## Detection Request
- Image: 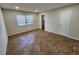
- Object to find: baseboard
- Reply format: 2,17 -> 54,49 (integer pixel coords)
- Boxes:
66,36 -> 79,41
8,29 -> 79,41
45,30 -> 79,41
8,28 -> 40,38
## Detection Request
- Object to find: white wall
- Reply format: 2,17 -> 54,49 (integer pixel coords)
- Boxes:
0,8 -> 8,55
39,4 -> 79,40
3,9 -> 39,36
39,9 -> 60,33
69,5 -> 79,39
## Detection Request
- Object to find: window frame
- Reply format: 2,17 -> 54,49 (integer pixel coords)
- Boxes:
16,15 -> 33,26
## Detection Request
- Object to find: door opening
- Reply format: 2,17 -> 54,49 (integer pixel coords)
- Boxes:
41,15 -> 45,30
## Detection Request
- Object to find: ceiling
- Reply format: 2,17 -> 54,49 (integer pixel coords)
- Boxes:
0,3 -> 74,13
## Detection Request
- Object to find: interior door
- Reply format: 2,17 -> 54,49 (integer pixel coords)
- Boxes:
59,9 -> 72,36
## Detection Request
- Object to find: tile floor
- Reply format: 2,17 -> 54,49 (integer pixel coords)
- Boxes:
6,30 -> 79,55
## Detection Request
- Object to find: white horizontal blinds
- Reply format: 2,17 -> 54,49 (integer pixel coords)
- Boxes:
16,15 -> 26,26
26,15 -> 33,24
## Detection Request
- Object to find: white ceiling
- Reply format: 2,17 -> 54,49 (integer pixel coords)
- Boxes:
0,3 -> 74,13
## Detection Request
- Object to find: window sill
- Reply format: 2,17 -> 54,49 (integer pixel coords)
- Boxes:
17,24 -> 33,27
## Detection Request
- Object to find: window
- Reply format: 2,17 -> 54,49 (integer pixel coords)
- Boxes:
26,15 -> 33,24
16,15 -> 26,26
16,15 -> 33,26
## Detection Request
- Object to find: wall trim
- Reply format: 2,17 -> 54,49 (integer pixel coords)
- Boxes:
9,28 -> 79,41
45,29 -> 79,41
66,36 -> 79,41
8,28 -> 40,38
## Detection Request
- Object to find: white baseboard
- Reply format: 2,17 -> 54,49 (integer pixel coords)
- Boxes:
45,30 -> 79,41
8,28 -> 40,37
66,36 -> 79,41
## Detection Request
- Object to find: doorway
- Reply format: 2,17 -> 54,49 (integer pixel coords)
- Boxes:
41,15 -> 45,30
